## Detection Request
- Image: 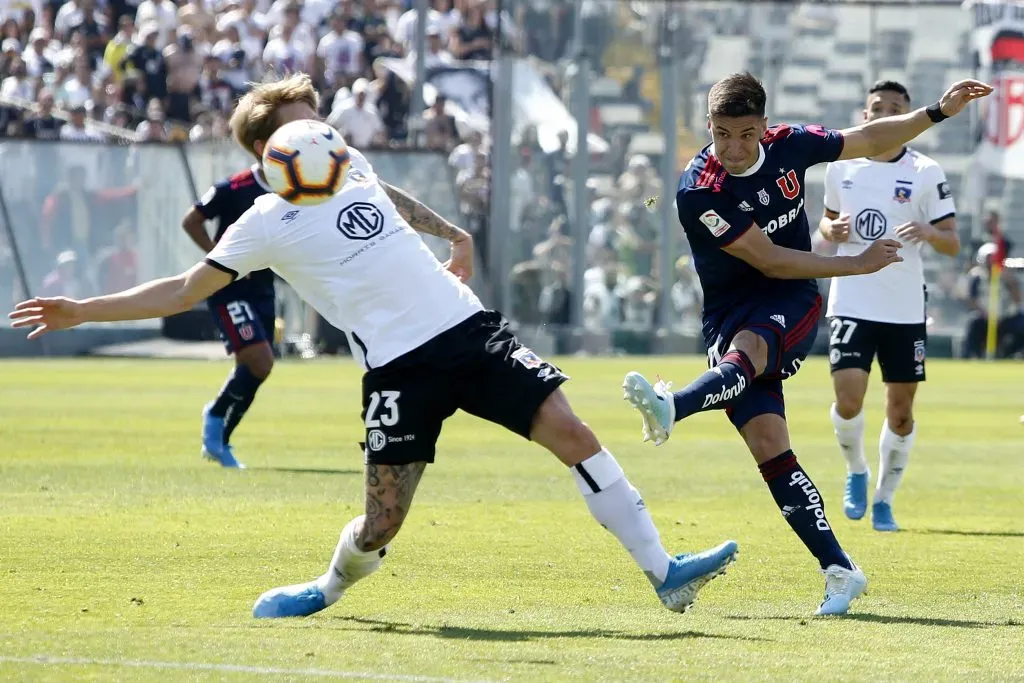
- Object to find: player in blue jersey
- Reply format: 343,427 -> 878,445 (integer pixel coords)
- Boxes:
623,72 -> 990,615
181,166 -> 276,468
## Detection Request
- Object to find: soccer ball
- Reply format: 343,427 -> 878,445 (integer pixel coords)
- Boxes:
262,119 -> 351,206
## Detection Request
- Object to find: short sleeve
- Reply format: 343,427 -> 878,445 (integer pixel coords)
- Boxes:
823,162 -> 840,214
204,206 -> 272,280
921,164 -> 956,224
678,190 -> 754,248
194,183 -> 222,219
786,124 -> 846,167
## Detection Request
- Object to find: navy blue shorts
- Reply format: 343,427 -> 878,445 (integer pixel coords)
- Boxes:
703,288 -> 823,431
209,295 -> 276,354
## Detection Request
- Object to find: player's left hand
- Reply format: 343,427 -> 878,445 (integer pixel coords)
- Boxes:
445,235 -> 474,283
894,221 -> 936,245
938,79 -> 993,118
8,297 -> 86,339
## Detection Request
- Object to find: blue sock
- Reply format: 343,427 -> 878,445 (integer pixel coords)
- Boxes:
209,365 -> 265,444
759,451 -> 852,571
671,350 -> 755,421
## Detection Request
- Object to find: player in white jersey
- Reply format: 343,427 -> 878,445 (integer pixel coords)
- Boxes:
818,81 -> 960,532
8,75 -> 738,617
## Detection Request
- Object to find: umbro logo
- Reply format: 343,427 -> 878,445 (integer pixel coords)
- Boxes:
738,201 -> 754,212
281,210 -> 300,223
771,314 -> 786,328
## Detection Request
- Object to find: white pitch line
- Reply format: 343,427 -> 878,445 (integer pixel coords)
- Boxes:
0,655 -> 497,683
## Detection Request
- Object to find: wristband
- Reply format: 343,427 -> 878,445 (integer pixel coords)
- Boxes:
926,103 -> 949,123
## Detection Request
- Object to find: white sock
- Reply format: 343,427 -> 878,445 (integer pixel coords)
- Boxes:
572,449 -> 672,586
830,403 -> 868,475
316,515 -> 387,604
875,421 -> 915,505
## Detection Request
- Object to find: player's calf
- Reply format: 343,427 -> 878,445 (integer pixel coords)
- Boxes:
669,331 -> 768,423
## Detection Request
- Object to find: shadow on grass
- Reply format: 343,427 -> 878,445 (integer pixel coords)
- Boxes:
906,528 -> 1024,539
726,613 -> 1019,629
256,467 -> 362,476
331,616 -> 770,642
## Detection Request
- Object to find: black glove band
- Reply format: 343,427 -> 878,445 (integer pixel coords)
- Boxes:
926,103 -> 949,123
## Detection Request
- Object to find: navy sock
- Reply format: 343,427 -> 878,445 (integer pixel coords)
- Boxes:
671,350 -> 755,421
209,365 -> 264,443
759,451 -> 852,571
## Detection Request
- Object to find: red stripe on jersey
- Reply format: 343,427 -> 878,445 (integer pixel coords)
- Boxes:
217,304 -> 244,349
229,170 -> 256,190
696,155 -> 723,189
761,125 -> 793,145
784,296 -> 823,349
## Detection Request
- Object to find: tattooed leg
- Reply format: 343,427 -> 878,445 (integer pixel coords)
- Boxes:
356,461 -> 427,551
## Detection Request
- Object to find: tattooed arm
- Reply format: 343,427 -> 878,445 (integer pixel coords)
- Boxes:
380,180 -> 472,244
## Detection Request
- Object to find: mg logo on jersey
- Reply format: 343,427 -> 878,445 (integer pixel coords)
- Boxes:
757,189 -> 770,206
775,169 -> 801,200
337,201 -> 384,240
855,208 -> 888,241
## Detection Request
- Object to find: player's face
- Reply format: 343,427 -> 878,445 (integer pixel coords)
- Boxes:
707,115 -> 767,174
252,101 -> 320,158
863,90 -> 909,123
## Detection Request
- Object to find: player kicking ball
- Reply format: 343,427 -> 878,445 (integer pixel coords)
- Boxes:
819,81 -> 960,532
180,162 -> 277,468
622,73 -> 989,615
9,74 -> 737,618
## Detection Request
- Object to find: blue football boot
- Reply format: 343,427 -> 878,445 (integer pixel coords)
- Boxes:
201,403 -> 245,469
843,471 -> 869,520
253,582 -> 327,618
872,501 -> 899,532
656,540 -> 738,613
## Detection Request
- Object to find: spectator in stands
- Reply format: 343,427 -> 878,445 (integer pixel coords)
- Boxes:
368,58 -> 409,141
23,88 -> 63,139
134,0 -> 177,49
122,24 -> 167,104
59,102 -> 100,139
23,27 -> 55,77
448,129 -> 483,174
670,256 -> 702,328
509,259 -> 543,324
961,243 -> 1024,358
163,29 -> 201,122
40,249 -> 93,297
413,24 -> 452,69
582,262 -> 622,332
982,208 -> 1013,258
328,77 -> 385,148
262,3 -> 314,76
317,8 -> 364,91
449,2 -> 492,60
422,93 -> 457,150
456,148 -> 490,257
135,97 -> 167,140
93,221 -> 138,293
2,55 -> 32,101
538,260 -> 571,327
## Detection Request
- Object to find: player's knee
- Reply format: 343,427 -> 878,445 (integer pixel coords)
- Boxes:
730,330 -> 769,375
531,393 -> 601,465
239,345 -> 274,379
834,392 -> 864,419
886,397 -> 914,433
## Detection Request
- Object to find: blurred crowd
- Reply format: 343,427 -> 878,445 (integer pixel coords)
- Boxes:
0,0 -> 510,144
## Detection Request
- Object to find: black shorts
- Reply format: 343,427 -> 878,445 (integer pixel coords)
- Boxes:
360,311 -> 569,465
827,316 -> 927,383
209,294 -> 276,354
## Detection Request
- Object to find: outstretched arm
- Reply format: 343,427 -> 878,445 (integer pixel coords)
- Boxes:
723,222 -> 902,279
9,262 -> 231,339
838,79 -> 991,160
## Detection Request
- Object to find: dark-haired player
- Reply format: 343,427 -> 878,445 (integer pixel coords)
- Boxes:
819,80 -> 960,532
181,166 -> 276,469
622,72 -> 989,615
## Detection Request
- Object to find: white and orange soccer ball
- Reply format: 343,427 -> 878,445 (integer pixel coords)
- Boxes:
262,119 -> 351,206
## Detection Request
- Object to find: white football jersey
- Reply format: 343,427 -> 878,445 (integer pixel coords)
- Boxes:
206,147 -> 483,369
823,148 -> 956,324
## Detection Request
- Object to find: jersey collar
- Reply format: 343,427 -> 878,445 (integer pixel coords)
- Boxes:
709,142 -> 766,177
251,163 -> 274,192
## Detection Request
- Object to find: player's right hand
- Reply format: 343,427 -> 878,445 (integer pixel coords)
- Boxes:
855,239 -> 903,274
938,79 -> 993,118
7,297 -> 85,339
826,213 -> 851,242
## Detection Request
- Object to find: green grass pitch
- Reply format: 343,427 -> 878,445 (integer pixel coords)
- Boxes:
1,356 -> 1022,682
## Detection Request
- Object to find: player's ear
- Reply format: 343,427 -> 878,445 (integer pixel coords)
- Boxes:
253,139 -> 266,159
